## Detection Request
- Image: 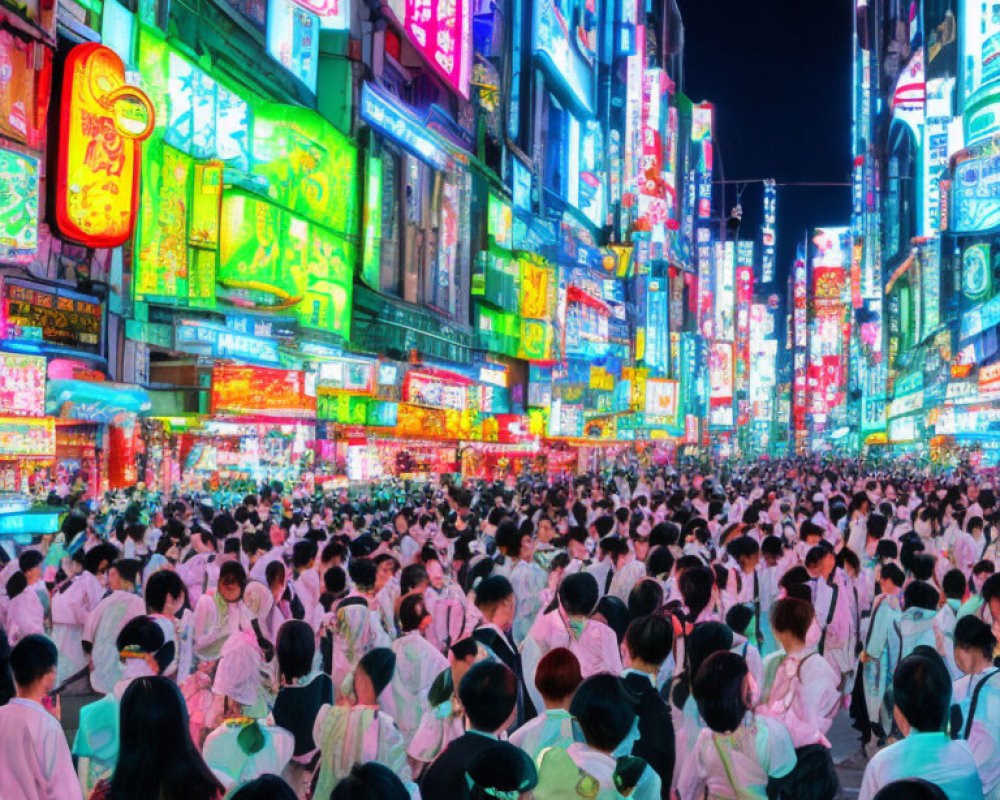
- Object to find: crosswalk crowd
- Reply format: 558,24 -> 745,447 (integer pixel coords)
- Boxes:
0,459 -> 998,800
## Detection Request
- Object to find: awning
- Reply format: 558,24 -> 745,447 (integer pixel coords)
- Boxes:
46,379 -> 151,425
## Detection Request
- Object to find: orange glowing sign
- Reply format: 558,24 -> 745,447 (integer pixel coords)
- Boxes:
56,44 -> 155,247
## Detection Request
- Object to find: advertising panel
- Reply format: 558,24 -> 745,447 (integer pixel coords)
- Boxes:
761,180 -> 776,282
56,44 -> 155,248
0,417 -> 55,458
211,366 -> 316,417
952,140 -> 1000,232
174,320 -> 281,365
644,378 -> 678,423
714,241 -> 735,341
3,282 -> 102,353
709,342 -> 734,429
691,104 -> 713,219
0,148 -> 39,264
0,355 -> 46,417
533,0 -> 597,114
360,83 -> 449,170
0,29 -> 52,149
267,0 -> 320,92
403,370 -> 470,411
385,0 -> 472,98
316,358 -> 377,394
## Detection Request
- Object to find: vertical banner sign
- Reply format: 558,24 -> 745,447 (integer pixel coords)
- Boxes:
696,226 -> 714,339
735,257 -> 754,393
638,69 -> 671,241
709,342 -> 734,429
761,180 -> 776,282
691,104 -> 713,219
387,0 -> 472,98
714,241 -> 735,341
56,44 -> 155,247
0,148 -> 40,263
792,246 -> 808,449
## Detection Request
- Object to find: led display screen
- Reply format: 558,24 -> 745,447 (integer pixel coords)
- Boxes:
385,0 -> 472,97
0,148 -> 39,264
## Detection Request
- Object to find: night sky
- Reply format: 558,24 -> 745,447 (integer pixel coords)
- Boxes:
675,0 -> 854,284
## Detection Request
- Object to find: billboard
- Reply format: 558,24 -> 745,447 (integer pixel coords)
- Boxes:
709,342 -> 734,429
385,0 -> 472,98
533,0 -> 597,114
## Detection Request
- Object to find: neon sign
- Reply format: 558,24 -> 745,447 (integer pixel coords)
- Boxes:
0,148 -> 39,264
360,83 -> 449,170
385,0 -> 472,98
267,0 -> 319,92
533,0 -> 596,114
56,44 -> 155,248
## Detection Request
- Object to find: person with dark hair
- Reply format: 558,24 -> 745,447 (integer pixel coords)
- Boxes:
227,774 -> 297,800
520,571 -> 621,717
677,650 -> 797,799
83,559 -> 147,694
556,674 -> 661,799
5,552 -> 45,645
509,647 -> 582,759
272,619 -> 334,791
856,561 -> 905,746
329,762 -> 410,800
950,615 -> 1000,799
471,575 -> 536,727
313,648 -> 415,799
74,616 -> 174,793
380,591 -> 449,747
422,558 -> 470,654
420,661 -> 519,800
51,542 -> 112,686
623,615 -> 675,799
898,580 -> 941,661
466,741 -> 538,800
0,634 -> 80,800
935,569 -> 968,680
144,569 -> 192,682
628,578 -> 665,619
176,527 -> 218,607
321,577 -> 391,703
290,539 -> 321,617
0,623 -> 14,705
408,637 -> 486,776
860,648 -> 985,799
89,676 -> 224,800
871,779 -> 948,800
191,562 -> 257,664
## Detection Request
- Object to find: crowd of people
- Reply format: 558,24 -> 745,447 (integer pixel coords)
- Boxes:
0,458 -> 997,800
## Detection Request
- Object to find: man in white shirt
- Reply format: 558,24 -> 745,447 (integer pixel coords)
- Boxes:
0,634 -> 82,800
859,650 -> 985,800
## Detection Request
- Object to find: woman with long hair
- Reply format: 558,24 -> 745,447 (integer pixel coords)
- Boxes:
89,675 -> 223,800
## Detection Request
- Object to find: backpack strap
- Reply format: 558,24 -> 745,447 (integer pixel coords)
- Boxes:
964,669 -> 1000,740
818,578 -> 839,656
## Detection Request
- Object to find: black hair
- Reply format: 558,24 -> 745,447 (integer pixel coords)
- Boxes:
265,560 -> 286,590
323,566 -> 347,596
291,540 -> 318,570
725,604 -> 754,637
678,566 -> 715,622
595,595 -> 629,644
9,634 -> 57,687
903,580 -> 940,612
726,536 -> 760,561
761,535 -> 784,558
982,573 -> 1000,603
941,569 -> 966,601
875,540 -> 898,561
18,550 -> 44,573
893,651 -> 952,732
6,571 -> 26,599
85,543 -> 117,574
459,660 -> 518,733
222,538 -> 241,557
872,780 -> 948,800
357,648 -> 396,697
558,571 -> 600,616
110,677 -> 223,800
329,762 -> 410,800
569,674 -> 638,752
494,521 -> 525,556
117,616 -> 173,673
953,615 -> 997,661
909,553 -> 937,582
348,558 -> 378,591
321,540 -> 346,564
218,560 -> 247,590
449,637 -> 479,661
880,563 -> 905,587
398,593 -> 430,633
276,620 -> 315,683
400,563 -> 429,595
693,651 -> 749,733
474,575 -> 515,609
645,545 -> 674,579
466,742 -> 538,798
627,579 -> 664,619
624,614 -> 672,666
228,775 -> 298,800
145,570 -> 186,614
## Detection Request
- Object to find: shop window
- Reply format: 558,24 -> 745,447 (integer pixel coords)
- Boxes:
543,93 -> 568,201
